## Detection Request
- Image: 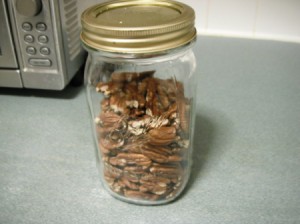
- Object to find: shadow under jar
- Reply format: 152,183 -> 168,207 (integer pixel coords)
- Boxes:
81,0 -> 197,205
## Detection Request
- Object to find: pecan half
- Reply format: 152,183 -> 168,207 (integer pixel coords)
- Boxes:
139,181 -> 167,195
178,97 -> 191,134
109,153 -> 152,168
149,163 -> 183,177
119,177 -> 140,190
147,126 -> 177,145
124,190 -> 159,201
104,163 -> 123,178
140,174 -> 171,186
96,81 -> 123,96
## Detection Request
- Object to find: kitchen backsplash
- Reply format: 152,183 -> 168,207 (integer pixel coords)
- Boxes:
181,0 -> 300,43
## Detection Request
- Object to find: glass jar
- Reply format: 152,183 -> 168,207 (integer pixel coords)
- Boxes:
81,0 -> 197,205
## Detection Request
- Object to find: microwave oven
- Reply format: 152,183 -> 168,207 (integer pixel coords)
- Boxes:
0,0 -> 89,90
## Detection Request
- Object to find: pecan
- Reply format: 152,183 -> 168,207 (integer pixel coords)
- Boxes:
142,148 -> 169,163
119,177 -> 140,190
111,182 -> 122,193
122,139 -> 146,154
156,80 -> 170,109
140,174 -> 171,186
109,157 -> 127,167
141,144 -> 174,163
136,95 -> 146,109
145,77 -> 156,105
147,126 -> 177,145
124,166 -> 147,175
178,97 -> 190,134
124,190 -> 159,201
123,173 -> 140,183
99,133 -> 124,151
162,103 -> 177,119
128,115 -> 169,136
96,81 -> 123,96
150,163 -> 183,177
98,111 -> 125,128
137,79 -> 148,96
104,163 -> 123,178
101,98 -> 110,111
139,181 -> 167,195
109,153 -> 152,168
109,94 -> 129,114
104,172 -> 115,186
142,148 -> 182,163
167,155 -> 182,163
98,140 -> 110,154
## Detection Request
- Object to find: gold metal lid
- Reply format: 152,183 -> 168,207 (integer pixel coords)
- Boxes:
80,0 -> 196,54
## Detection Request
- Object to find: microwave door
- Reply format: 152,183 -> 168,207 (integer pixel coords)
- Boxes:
0,0 -> 18,68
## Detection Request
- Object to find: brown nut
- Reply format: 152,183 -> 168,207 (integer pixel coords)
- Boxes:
124,190 -> 160,201
178,97 -> 191,134
119,177 -> 140,190
139,181 -> 167,195
141,144 -> 172,163
104,163 -> 123,178
147,126 -> 177,145
124,166 -> 147,175
97,111 -> 126,129
109,153 -> 152,168
96,81 -> 123,96
149,163 -> 183,177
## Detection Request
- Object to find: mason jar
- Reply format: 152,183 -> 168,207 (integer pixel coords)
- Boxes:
81,0 -> 197,205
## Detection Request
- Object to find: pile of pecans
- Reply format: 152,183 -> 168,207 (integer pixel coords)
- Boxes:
95,70 -> 191,202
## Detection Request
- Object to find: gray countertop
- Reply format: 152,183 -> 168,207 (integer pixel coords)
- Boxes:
1,36 -> 300,224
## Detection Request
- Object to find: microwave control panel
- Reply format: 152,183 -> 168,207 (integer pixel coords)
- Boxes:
11,0 -> 59,72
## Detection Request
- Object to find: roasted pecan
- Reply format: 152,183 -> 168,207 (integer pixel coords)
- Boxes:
98,111 -> 125,128
96,81 -> 123,96
111,181 -> 122,193
140,174 -> 171,186
124,166 -> 147,175
109,153 -> 152,168
109,93 -> 129,114
139,181 -> 167,195
119,177 -> 140,190
100,98 -> 110,111
178,97 -> 191,134
141,144 -> 174,163
124,190 -> 159,201
104,163 -> 123,178
104,172 -> 115,186
149,163 -> 183,177
99,133 -> 124,151
147,126 -> 177,145
167,155 -> 182,163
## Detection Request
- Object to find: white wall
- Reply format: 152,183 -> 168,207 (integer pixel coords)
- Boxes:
180,0 -> 300,43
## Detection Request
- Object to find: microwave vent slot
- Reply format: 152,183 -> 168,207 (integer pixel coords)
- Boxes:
63,0 -> 81,61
